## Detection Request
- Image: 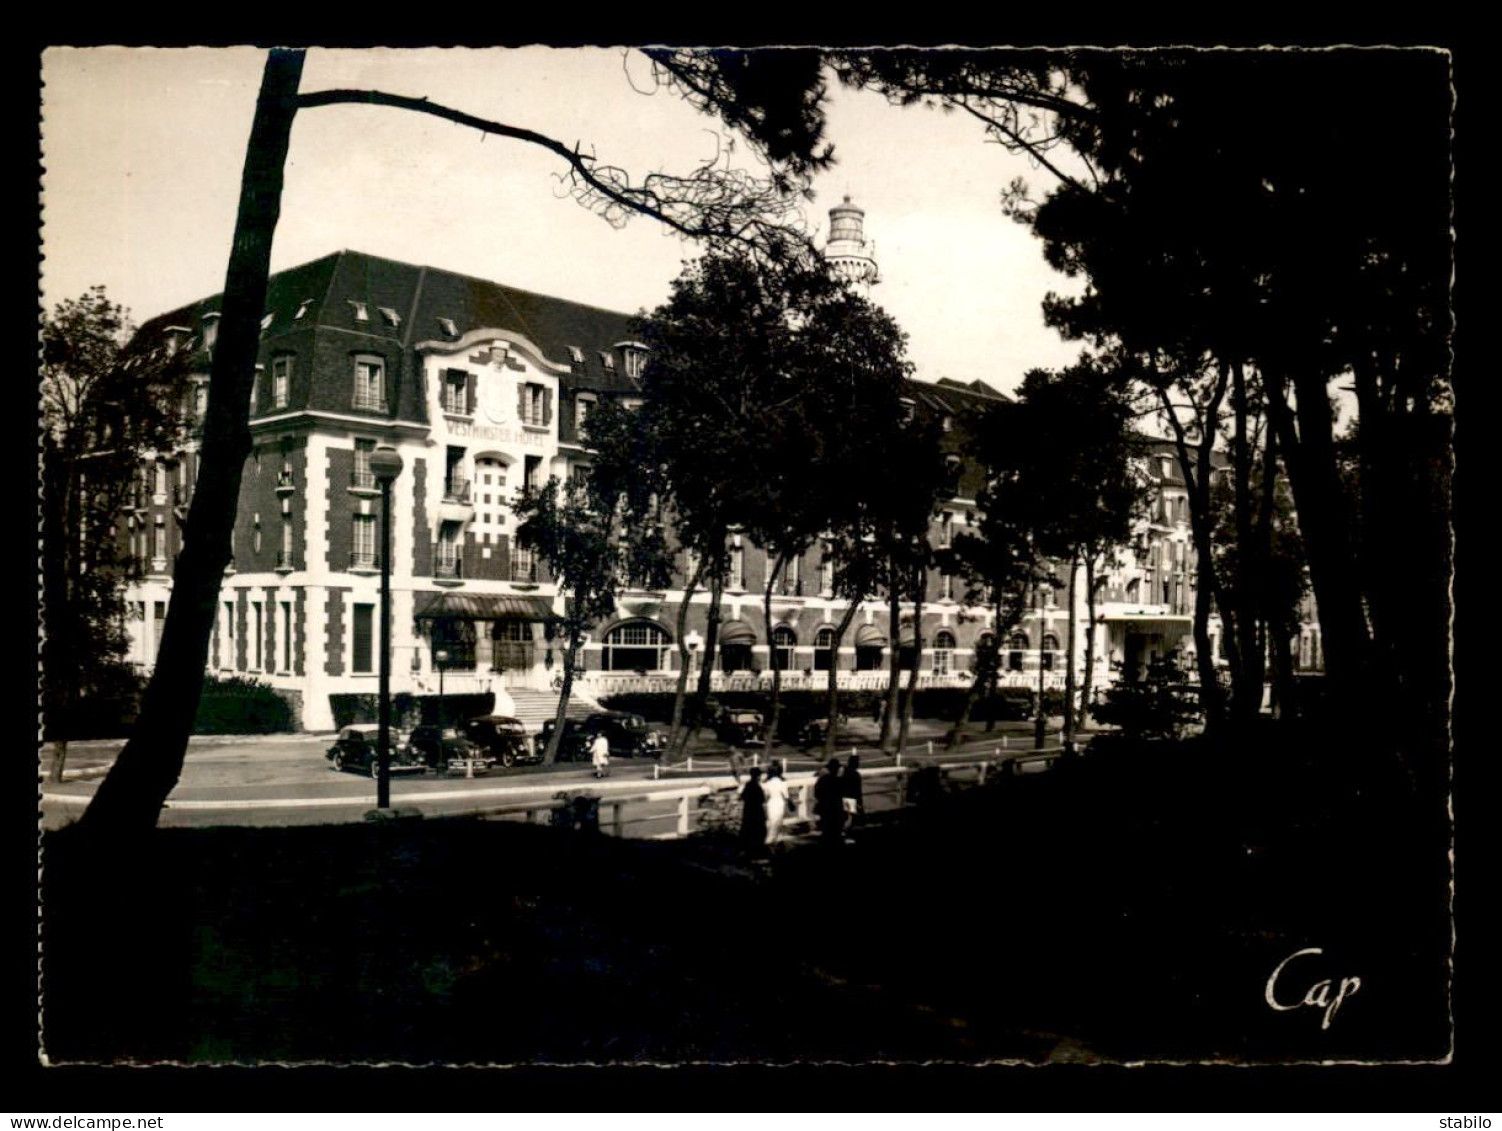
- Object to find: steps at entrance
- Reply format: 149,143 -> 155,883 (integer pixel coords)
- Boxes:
506,688 -> 602,732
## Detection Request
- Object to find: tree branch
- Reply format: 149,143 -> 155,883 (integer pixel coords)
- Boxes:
296,87 -> 814,260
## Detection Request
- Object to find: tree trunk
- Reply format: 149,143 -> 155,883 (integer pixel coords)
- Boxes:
678,568 -> 723,760
1080,553 -> 1099,732
1229,359 -> 1266,727
1264,364 -> 1372,700
822,597 -> 862,761
896,566 -> 924,755
666,559 -> 704,753
1156,373 -> 1230,736
947,595 -> 1006,748
761,551 -> 788,761
880,561 -> 902,751
80,49 -> 307,836
541,629 -> 583,765
1063,551 -> 1079,746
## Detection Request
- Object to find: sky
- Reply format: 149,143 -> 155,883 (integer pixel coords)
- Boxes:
40,47 -> 1089,394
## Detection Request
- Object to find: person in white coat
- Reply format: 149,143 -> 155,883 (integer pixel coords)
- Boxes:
762,760 -> 791,849
590,731 -> 610,778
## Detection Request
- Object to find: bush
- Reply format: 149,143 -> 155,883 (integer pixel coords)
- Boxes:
1089,661 -> 1202,742
46,662 -> 149,741
195,675 -> 298,734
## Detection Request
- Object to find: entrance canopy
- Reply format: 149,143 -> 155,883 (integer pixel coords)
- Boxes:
1104,613 -> 1193,637
414,592 -> 555,622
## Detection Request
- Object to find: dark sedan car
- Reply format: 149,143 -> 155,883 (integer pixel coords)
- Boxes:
463,715 -> 538,768
714,708 -> 766,747
778,710 -> 849,749
539,711 -> 667,761
403,724 -> 486,772
326,724 -> 426,777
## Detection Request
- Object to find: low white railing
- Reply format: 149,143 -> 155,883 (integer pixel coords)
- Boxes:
462,744 -> 1067,840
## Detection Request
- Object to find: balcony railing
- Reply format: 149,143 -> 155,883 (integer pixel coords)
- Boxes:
349,550 -> 381,571
349,469 -> 376,491
276,468 -> 296,492
442,477 -> 472,504
275,550 -> 299,571
352,390 -> 388,412
434,547 -> 463,579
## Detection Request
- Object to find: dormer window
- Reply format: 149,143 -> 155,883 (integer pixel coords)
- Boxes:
349,301 -> 369,323
568,346 -> 585,364
623,347 -> 646,380
437,317 -> 458,338
271,355 -> 293,409
576,393 -> 597,437
353,355 -> 386,412
295,299 -> 313,321
599,350 -> 615,371
899,397 -> 915,423
202,312 -> 220,353
260,312 -> 275,333
378,307 -> 401,328
944,455 -> 964,495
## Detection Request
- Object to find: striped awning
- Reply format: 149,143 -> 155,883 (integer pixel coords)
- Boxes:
1103,613 -> 1193,637
854,623 -> 887,647
414,592 -> 555,622
718,619 -> 757,645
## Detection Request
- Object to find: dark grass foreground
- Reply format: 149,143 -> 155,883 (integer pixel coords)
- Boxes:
40,726 -> 1452,1066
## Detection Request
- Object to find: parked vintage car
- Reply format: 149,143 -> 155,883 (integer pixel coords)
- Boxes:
777,709 -> 849,749
714,707 -> 766,747
462,715 -> 538,768
325,724 -> 426,777
537,717 -> 590,762
539,711 -> 667,761
402,724 -> 486,771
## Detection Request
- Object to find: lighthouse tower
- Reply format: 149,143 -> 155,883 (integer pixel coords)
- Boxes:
823,195 -> 880,296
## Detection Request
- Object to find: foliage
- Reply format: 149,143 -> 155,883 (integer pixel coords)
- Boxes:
514,437 -> 675,762
633,248 -> 917,754
41,287 -> 189,751
1090,660 -> 1203,743
194,675 -> 297,734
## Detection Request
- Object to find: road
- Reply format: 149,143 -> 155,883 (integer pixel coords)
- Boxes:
38,719 -> 1060,831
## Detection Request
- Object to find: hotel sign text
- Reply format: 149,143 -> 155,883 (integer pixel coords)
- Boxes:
447,419 -> 548,448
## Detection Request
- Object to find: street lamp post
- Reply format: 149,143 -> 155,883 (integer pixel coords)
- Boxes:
435,647 -> 449,729
370,445 -> 404,810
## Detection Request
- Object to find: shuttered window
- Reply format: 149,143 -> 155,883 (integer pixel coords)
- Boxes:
352,604 -> 374,674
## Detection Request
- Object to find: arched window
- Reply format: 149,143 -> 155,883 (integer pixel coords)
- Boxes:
976,632 -> 997,672
814,626 -> 835,672
772,625 -> 797,671
603,621 -> 670,672
1008,632 -> 1029,672
932,630 -> 956,675
1041,633 -> 1060,672
718,620 -> 756,672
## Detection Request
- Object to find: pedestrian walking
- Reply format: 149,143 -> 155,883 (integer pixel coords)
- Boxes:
813,757 -> 846,846
842,753 -> 865,835
763,760 -> 791,849
739,765 -> 767,856
590,731 -> 610,779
